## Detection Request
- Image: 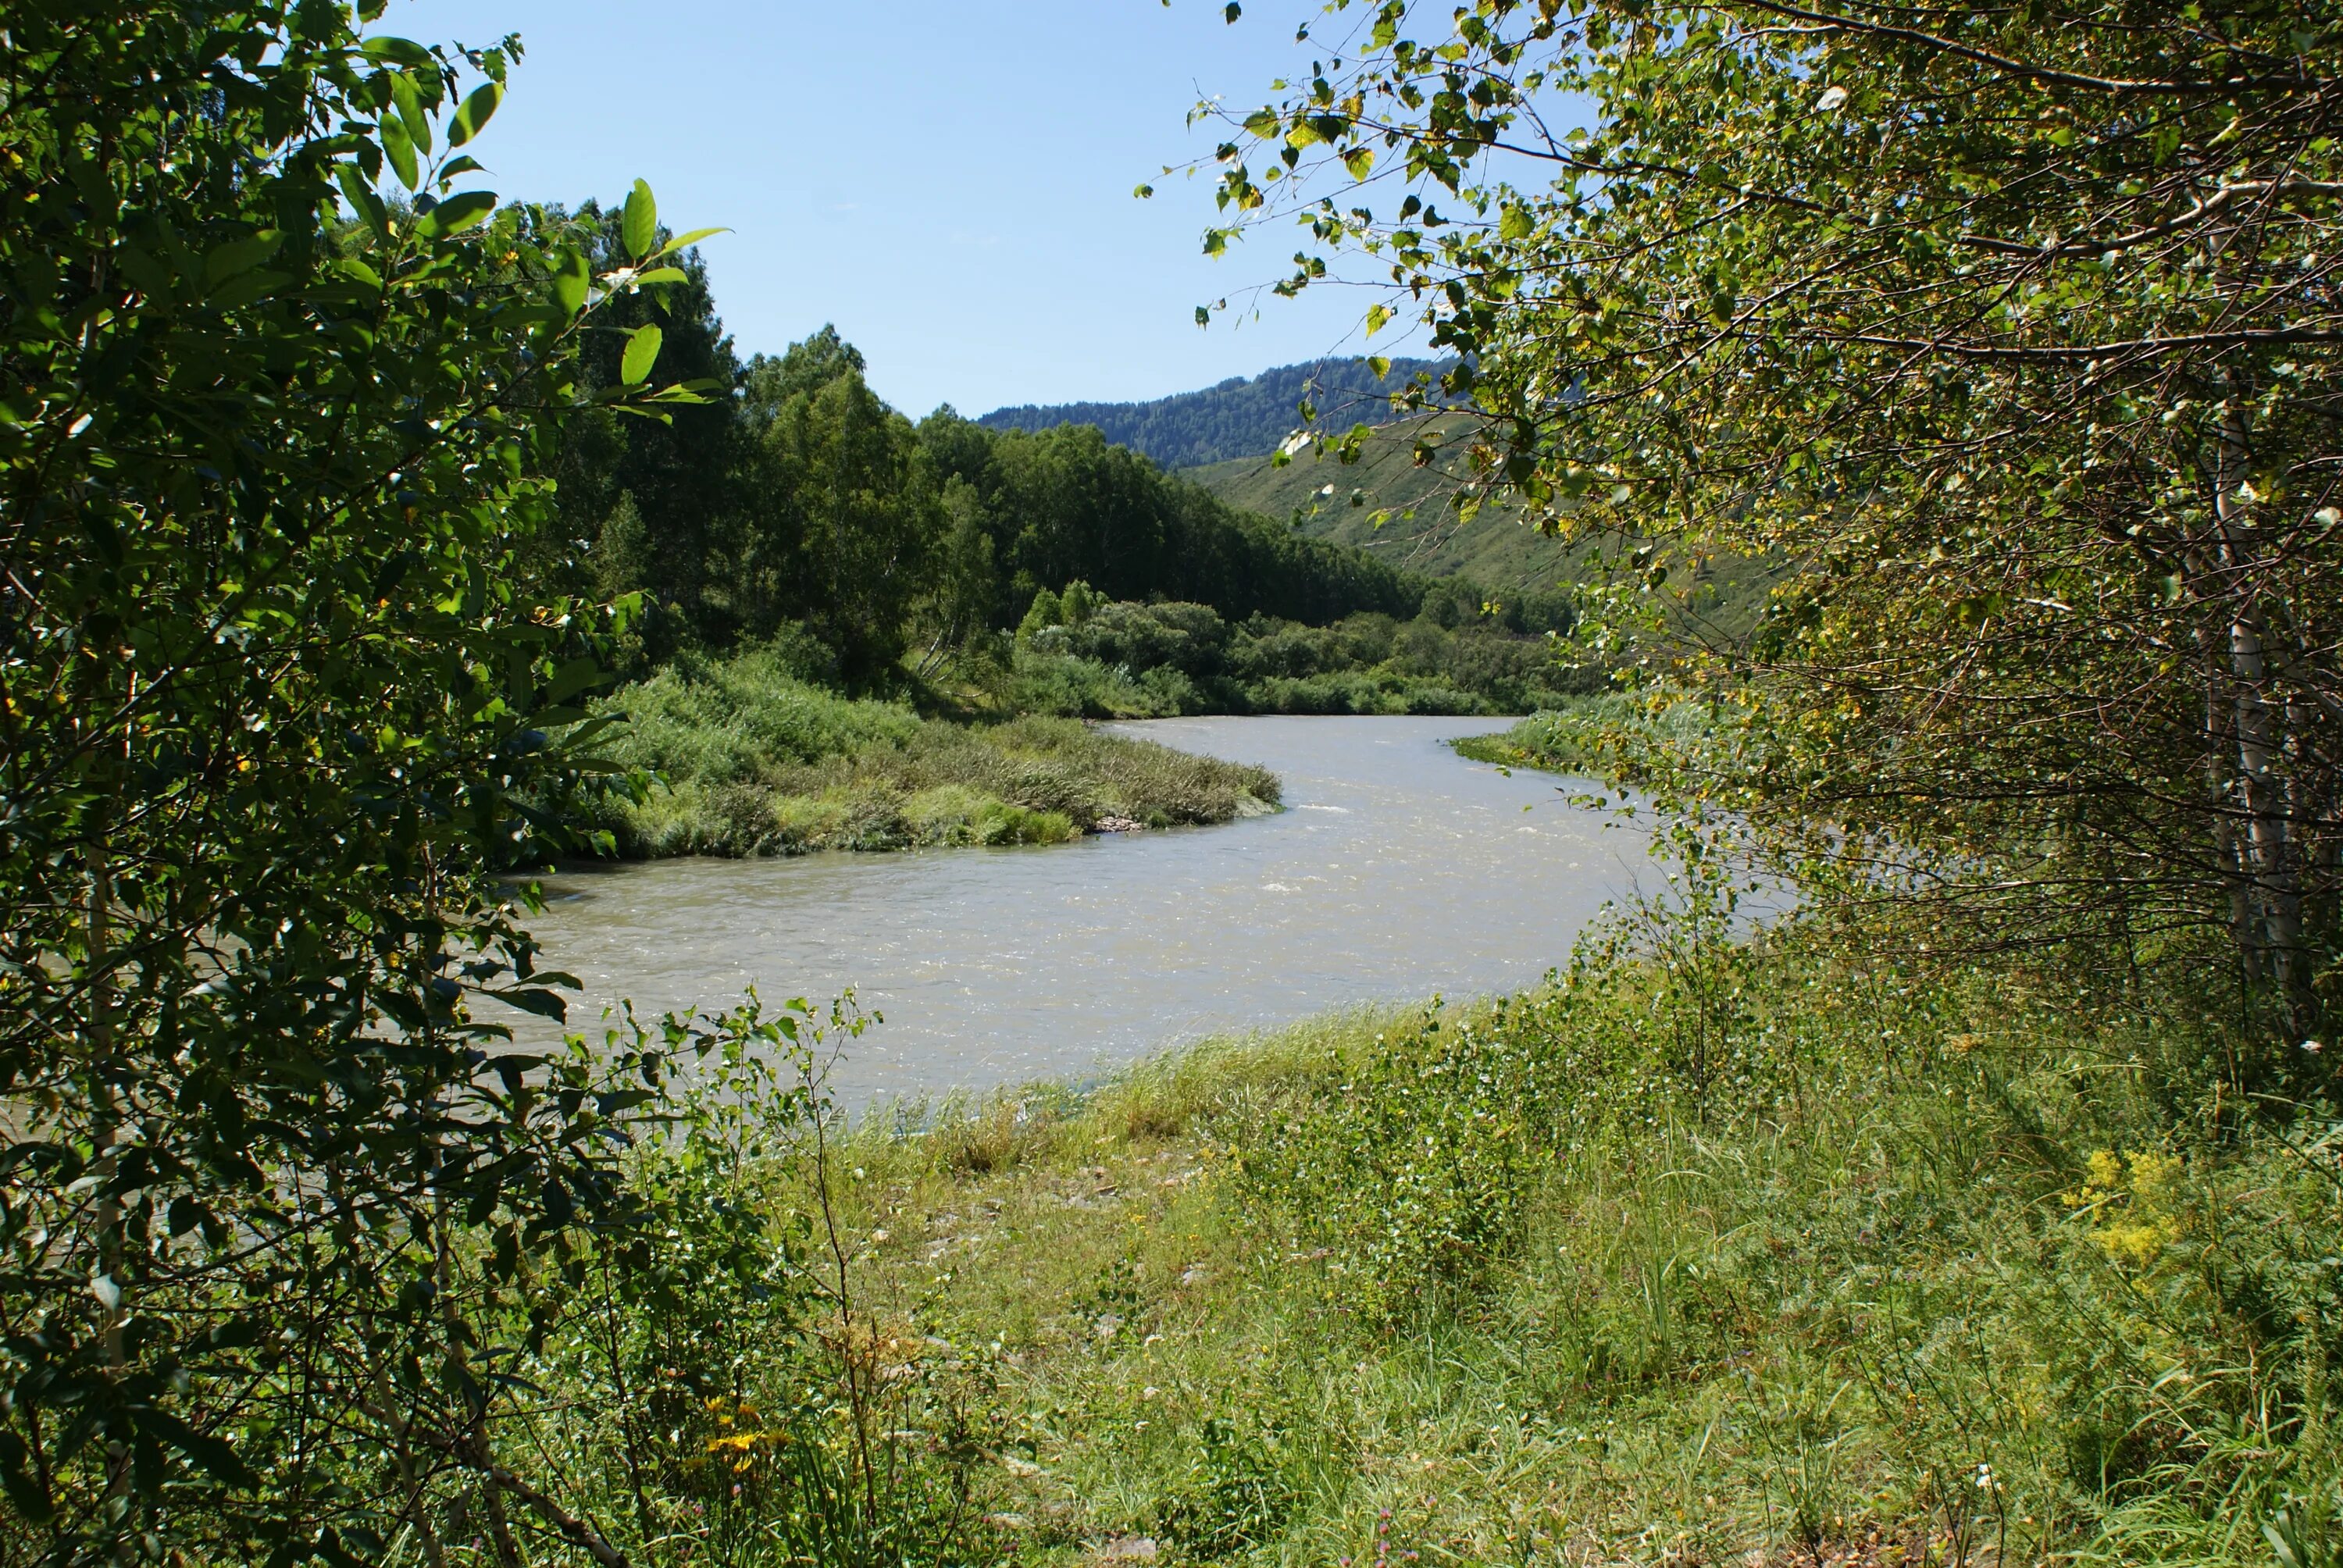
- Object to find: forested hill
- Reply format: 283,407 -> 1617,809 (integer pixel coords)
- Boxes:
536,223 -> 1439,689
975,356 -> 1449,469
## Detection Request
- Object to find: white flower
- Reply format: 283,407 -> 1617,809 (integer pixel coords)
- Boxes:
1816,84 -> 1849,112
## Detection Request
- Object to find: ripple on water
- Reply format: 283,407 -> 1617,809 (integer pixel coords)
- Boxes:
515,715 -> 1651,1107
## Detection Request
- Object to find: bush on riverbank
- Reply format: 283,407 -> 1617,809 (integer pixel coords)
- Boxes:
1450,693 -> 1715,779
593,646 -> 1279,857
997,590 -> 1596,719
783,921 -> 2338,1566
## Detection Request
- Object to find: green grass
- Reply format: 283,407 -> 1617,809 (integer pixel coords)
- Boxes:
790,928 -> 2341,1566
588,647 -> 1281,857
1453,695 -> 1717,781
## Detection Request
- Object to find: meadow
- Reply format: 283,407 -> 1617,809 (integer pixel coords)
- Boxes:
496,914 -> 2338,1566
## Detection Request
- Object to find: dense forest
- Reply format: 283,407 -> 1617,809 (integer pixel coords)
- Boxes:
500,214 -> 1586,860
975,355 -> 1447,469
537,242 -> 1515,689
542,250 -> 1429,685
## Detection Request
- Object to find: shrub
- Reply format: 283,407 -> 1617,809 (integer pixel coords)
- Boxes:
1236,997 -> 1564,1322
591,651 -> 1275,856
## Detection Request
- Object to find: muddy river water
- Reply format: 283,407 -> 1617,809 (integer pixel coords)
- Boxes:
518,715 -> 1653,1105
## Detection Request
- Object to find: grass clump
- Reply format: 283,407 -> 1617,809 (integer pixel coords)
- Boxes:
1451,693 -> 1716,779
796,922 -> 2342,1566
591,646 -> 1279,857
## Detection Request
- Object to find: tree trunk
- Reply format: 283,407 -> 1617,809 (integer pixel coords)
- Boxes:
2213,399 -> 2313,1032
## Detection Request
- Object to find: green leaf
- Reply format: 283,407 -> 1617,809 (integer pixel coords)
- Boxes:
551,247 -> 591,316
1366,303 -> 1393,336
540,656 -> 611,706
1343,145 -> 1375,180
389,72 -> 433,156
0,1431 -> 53,1522
629,267 -> 688,287
448,80 -> 504,148
622,179 -> 658,261
1367,355 -> 1390,379
205,232 -> 283,284
490,986 -> 569,1021
621,323 -> 663,386
415,190 -> 497,240
334,162 -> 391,237
115,244 -> 174,302
133,1407 -> 258,1491
360,34 -> 436,66
651,226 -> 728,260
207,270 -> 289,309
380,115 -> 419,191
1225,2 -> 1242,20
1499,203 -> 1533,241
436,155 -> 487,185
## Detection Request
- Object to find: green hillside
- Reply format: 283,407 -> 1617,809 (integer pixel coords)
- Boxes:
975,357 -> 1447,469
1180,413 -> 1567,593
1187,415 -> 1778,646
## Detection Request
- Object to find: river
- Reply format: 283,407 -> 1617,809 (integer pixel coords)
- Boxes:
517,715 -> 1652,1104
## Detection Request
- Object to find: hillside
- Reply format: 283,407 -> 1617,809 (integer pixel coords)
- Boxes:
1180,413 -> 1562,590
1187,414 -> 1777,644
975,356 -> 1448,469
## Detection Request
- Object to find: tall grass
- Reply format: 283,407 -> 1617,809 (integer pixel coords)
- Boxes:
589,647 -> 1280,857
795,926 -> 2341,1566
1452,694 -> 1715,780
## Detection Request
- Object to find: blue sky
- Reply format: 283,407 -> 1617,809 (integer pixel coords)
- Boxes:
387,0 -> 1413,417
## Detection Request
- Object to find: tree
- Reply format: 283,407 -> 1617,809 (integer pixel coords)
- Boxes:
548,201 -> 745,647
0,4 -> 719,1556
740,330 -> 940,686
1213,0 -> 2343,1045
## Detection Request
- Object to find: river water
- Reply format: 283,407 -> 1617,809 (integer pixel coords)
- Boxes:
517,715 -> 1652,1104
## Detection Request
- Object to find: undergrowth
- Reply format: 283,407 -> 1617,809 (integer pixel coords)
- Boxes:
1451,697 -> 1714,782
792,922 -> 2343,1566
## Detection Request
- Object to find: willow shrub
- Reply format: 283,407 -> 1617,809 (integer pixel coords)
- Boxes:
0,3 -> 777,1559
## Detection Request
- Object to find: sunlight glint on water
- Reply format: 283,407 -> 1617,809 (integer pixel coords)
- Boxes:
518,716 -> 1652,1105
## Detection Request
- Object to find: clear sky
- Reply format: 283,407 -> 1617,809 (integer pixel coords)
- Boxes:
387,0 -> 1410,418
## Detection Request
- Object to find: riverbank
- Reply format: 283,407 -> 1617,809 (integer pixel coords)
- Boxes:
521,715 -> 1623,1102
763,926 -> 2327,1566
587,647 -> 1279,857
1449,694 -> 1713,781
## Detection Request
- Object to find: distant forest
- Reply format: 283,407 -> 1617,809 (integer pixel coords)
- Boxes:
976,356 -> 1450,469
542,219 -> 1486,688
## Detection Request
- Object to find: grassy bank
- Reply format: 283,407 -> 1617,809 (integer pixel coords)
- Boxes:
588,647 -> 1280,857
770,928 -> 2338,1566
1450,695 -> 1714,780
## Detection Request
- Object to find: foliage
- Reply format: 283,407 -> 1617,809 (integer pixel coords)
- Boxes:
975,355 -> 1446,469
1184,412 -> 1564,596
1451,696 -> 1718,779
1235,998 -> 1560,1324
520,996 -> 1003,1568
1206,0 -> 2343,1041
551,314 -> 1460,689
1153,1413 -> 1300,1559
587,645 -> 1280,857
1005,588 -> 1598,718
0,4 -> 745,1558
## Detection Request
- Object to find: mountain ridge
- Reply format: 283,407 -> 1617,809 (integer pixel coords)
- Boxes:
976,356 -> 1450,470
